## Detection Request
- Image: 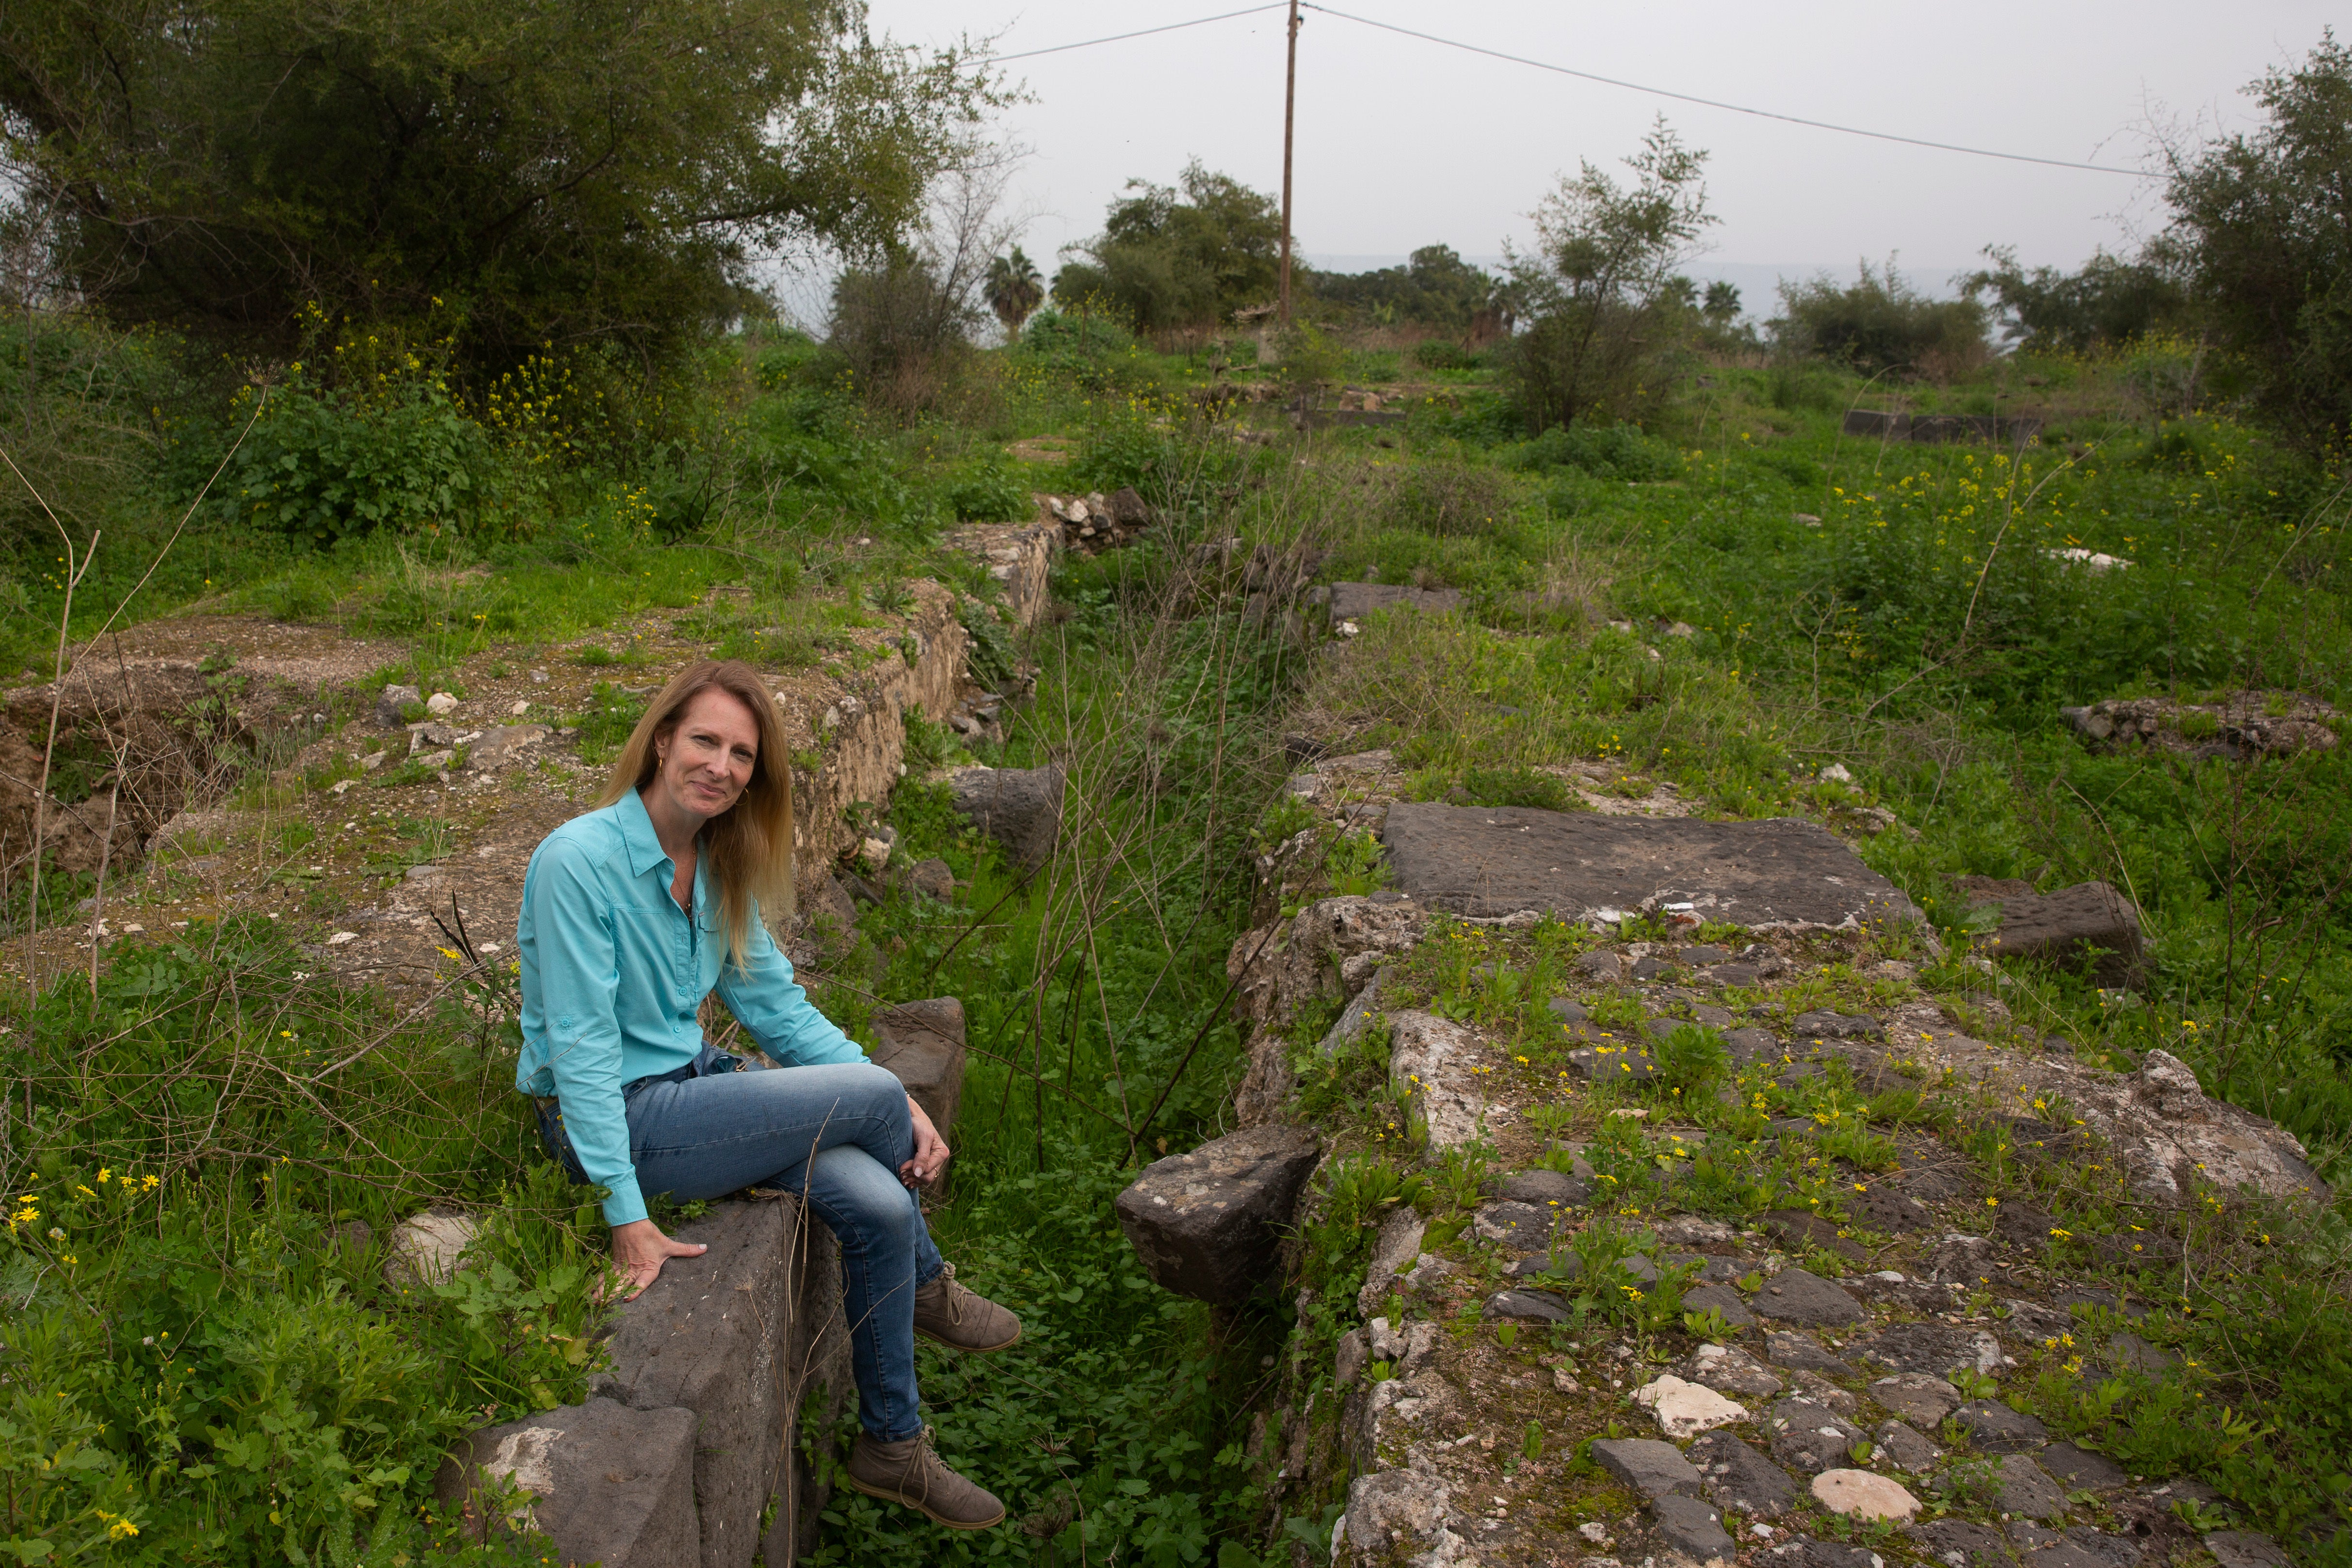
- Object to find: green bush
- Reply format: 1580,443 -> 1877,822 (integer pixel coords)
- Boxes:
218,379 -> 494,544
1012,308 -> 1138,376
1765,362 -> 1844,413
1655,1023 -> 1730,1098
941,456 -> 1033,522
1498,422 -> 1680,482
1412,340 -> 1475,370
1772,259 -> 1989,376
1367,459 -> 1517,539
1073,407 -> 1175,496
751,330 -> 834,391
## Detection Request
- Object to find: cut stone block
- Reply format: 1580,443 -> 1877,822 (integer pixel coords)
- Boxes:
1764,1398 -> 1867,1473
1634,1375 -> 1749,1439
1875,1420 -> 1942,1472
434,1396 -> 699,1568
1114,1125 -> 1320,1305
1593,1437 -> 1705,1502
1957,878 -> 2144,989
1686,1342 -> 1783,1400
1811,1468 -> 1919,1521
1765,1209 -> 1866,1262
1996,1454 -> 2069,1520
2204,1532 -> 2290,1568
1750,1268 -> 1865,1327
1765,1332 -> 1853,1376
1380,804 -> 1923,927
1485,1288 -> 1577,1324
1854,1323 -> 2001,1378
1686,1430 -> 1798,1517
1577,950 -> 1625,982
590,1200 -> 791,1568
1679,1283 -> 1756,1328
1355,1211 -> 1427,1317
1496,1168 -> 1588,1208
948,765 -> 1064,870
1342,1466 -> 1453,1560
1950,1399 -> 2048,1453
1328,582 -> 1465,620
465,723 -> 550,772
867,996 -> 967,1142
2024,1528 -> 2150,1568
1870,1373 -> 1961,1426
1920,1520 -> 2013,1568
385,1208 -> 477,1287
2037,1442 -> 2127,1491
1652,1493 -> 1737,1564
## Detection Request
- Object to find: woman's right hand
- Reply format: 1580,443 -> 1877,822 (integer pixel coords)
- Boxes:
604,1218 -> 709,1302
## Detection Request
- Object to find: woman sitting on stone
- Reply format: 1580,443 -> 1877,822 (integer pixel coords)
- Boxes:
516,658 -> 1015,1530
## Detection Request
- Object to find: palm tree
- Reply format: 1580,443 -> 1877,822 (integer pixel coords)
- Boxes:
984,246 -> 1045,340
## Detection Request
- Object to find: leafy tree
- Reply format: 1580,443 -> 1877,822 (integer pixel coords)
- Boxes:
1050,161 -> 1282,330
827,157 -> 1020,416
1301,245 -> 1498,329
1772,258 -> 1987,377
984,246 -> 1045,339
1502,120 -> 1715,432
1966,244 -> 2190,352
2163,31 -> 2352,447
0,0 -> 999,374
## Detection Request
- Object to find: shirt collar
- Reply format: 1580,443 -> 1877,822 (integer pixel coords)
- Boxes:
614,787 -> 674,881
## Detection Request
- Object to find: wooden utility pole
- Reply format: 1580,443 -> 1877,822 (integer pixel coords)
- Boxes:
1277,0 -> 1301,327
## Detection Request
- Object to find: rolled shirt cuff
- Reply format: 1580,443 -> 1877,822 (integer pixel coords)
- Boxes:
599,1172 -> 647,1229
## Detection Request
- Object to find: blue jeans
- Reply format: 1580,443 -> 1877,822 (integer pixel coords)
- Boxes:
537,1045 -> 942,1441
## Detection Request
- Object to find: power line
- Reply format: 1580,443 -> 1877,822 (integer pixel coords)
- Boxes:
1299,3 -> 2152,177
978,0 -> 2151,177
983,3 -> 1288,63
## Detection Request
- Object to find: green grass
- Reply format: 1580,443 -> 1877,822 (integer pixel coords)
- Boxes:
0,919 -> 586,1564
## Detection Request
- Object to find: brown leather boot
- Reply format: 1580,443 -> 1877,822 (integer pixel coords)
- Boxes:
845,1427 -> 1005,1529
912,1262 -> 1022,1353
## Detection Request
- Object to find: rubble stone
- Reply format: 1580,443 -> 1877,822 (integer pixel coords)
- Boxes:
1115,1126 -> 1321,1305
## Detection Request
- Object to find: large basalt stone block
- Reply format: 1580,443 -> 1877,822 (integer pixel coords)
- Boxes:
1115,1126 -> 1321,1304
1843,411 -> 1912,440
1379,805 -> 1922,929
772,1203 -> 852,1566
592,1200 -> 791,1568
434,1397 -> 699,1568
868,996 -> 967,1141
1956,878 -> 2144,988
1327,582 -> 1464,620
948,765 -> 1063,870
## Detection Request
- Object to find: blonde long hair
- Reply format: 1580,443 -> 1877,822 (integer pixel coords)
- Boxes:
597,659 -> 794,968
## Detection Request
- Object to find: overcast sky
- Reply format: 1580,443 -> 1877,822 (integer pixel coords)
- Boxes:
854,0 -> 2335,306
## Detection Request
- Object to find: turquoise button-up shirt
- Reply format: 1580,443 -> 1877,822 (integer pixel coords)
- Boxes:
516,789 -> 863,1225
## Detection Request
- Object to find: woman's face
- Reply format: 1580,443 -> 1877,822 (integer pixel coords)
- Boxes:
654,687 -> 761,826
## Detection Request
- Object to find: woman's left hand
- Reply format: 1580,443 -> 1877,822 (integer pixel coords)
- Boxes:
902,1096 -> 950,1189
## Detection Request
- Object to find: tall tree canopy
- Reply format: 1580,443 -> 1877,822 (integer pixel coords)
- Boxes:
1503,120 -> 1714,432
1050,161 -> 1281,331
0,0 -> 999,370
1301,245 -> 1498,329
2165,30 -> 2352,447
